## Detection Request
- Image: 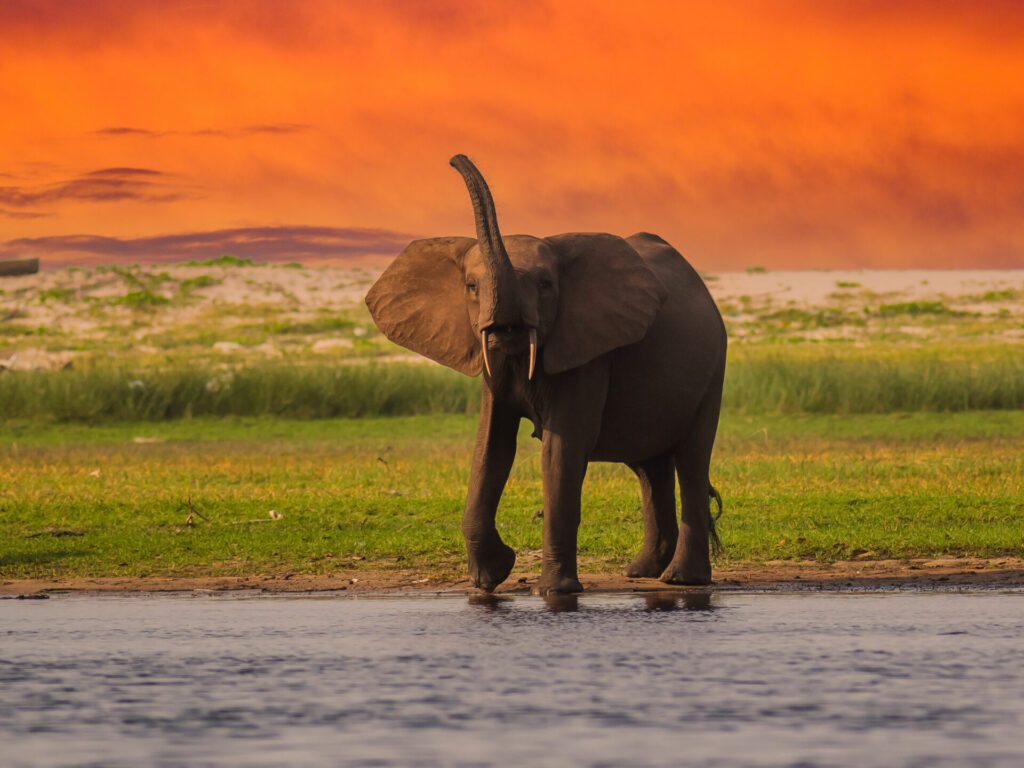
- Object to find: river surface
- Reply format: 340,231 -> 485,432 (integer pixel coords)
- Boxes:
2,592 -> 1023,767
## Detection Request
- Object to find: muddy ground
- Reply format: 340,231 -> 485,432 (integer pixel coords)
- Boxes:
4,558 -> 1023,597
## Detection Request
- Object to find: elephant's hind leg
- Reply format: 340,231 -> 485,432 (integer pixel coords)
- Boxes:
661,385 -> 723,586
624,454 -> 679,578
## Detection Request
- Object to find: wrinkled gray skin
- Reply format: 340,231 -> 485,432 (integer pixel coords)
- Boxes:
366,155 -> 726,594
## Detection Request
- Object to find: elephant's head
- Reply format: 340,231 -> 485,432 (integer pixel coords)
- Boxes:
365,155 -> 666,380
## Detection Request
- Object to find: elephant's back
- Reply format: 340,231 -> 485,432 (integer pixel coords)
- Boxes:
627,233 -> 720,312
625,232 -> 724,350
590,233 -> 725,462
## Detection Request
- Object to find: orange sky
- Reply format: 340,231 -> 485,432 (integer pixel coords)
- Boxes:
1,0 -> 1023,269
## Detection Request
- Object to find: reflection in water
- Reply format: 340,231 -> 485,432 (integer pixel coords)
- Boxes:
644,591 -> 714,612
468,592 -> 581,613
542,593 -> 579,613
467,593 -> 511,611
468,591 -> 713,614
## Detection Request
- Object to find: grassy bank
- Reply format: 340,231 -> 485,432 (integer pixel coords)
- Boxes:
2,412 -> 1021,580
2,344 -> 1024,423
0,362 -> 478,422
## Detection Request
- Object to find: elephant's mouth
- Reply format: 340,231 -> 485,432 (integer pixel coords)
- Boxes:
484,324 -> 528,348
480,325 -> 538,379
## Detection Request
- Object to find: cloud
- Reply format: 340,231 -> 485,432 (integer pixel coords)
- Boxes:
238,123 -> 310,136
90,127 -> 159,137
91,124 -> 311,139
0,207 -> 51,220
0,225 -> 416,265
793,0 -> 1024,42
85,167 -> 164,177
0,0 -> 544,52
0,167 -> 187,208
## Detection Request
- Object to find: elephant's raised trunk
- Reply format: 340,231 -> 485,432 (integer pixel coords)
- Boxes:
449,155 -> 523,348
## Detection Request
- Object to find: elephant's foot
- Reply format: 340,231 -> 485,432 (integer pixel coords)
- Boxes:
659,558 -> 712,586
467,541 -> 516,592
624,544 -> 676,578
532,572 -> 583,596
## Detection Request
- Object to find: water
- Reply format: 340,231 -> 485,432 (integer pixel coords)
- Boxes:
2,592 -> 1023,767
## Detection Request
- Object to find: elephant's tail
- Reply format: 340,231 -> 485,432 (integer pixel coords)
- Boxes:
709,484 -> 724,556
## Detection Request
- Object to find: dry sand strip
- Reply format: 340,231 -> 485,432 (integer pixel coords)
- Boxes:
3,558 -> 1023,598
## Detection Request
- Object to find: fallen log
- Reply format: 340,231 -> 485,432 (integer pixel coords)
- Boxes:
0,258 -> 39,277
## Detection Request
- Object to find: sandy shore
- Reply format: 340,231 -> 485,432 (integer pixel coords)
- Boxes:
4,558 -> 1023,598
5,265 -> 1021,321
2,266 -> 1022,370
708,268 -> 1024,307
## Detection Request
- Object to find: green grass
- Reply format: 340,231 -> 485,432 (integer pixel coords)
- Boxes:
725,345 -> 1024,413
2,344 -> 1022,423
1,412 -> 1021,579
0,364 -> 478,422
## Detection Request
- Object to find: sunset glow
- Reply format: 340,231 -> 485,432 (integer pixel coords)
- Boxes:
1,0 -> 1022,269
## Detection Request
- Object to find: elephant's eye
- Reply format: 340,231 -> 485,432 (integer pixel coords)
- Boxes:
538,280 -> 553,292
466,282 -> 478,294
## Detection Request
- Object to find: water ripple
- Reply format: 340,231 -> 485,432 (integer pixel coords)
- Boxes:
2,592 -> 1023,767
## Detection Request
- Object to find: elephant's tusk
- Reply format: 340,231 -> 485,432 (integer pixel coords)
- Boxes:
528,328 -> 537,381
481,330 -> 492,377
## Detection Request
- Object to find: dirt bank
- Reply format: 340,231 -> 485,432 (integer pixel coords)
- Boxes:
3,557 -> 1023,597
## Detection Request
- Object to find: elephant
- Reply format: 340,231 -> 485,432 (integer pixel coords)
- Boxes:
365,154 -> 727,595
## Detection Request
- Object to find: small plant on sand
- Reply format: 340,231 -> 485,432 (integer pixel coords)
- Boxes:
179,275 -> 221,293
263,316 -> 356,335
0,324 -> 47,337
38,287 -> 76,303
182,254 -> 256,267
875,301 -> 963,318
760,308 -> 856,329
109,290 -> 170,309
978,289 -> 1020,302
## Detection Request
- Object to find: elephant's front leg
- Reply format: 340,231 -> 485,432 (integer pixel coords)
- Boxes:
463,390 -> 519,591
534,431 -> 588,595
533,361 -> 608,596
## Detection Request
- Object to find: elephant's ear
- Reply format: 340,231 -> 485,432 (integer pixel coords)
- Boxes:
543,233 -> 667,375
365,237 -> 482,376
